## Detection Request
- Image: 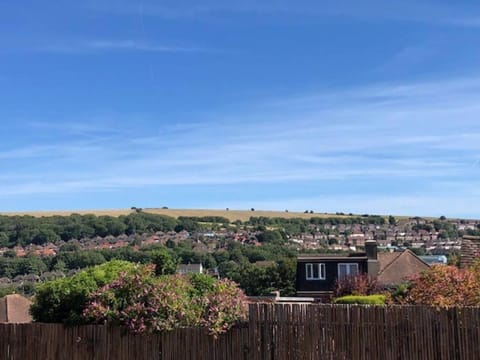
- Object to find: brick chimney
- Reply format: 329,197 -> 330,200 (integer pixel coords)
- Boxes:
365,240 -> 379,277
365,240 -> 377,260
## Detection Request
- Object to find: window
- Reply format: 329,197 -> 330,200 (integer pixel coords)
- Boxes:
305,263 -> 326,280
337,263 -> 359,279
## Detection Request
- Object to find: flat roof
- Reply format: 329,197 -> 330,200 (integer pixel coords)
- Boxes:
297,255 -> 368,261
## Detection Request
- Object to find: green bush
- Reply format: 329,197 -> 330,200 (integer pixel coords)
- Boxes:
333,294 -> 386,305
30,260 -> 135,324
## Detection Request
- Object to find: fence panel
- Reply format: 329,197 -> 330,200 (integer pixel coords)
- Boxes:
1,304 -> 480,359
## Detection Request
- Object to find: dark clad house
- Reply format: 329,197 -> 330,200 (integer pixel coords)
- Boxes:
296,241 -> 429,299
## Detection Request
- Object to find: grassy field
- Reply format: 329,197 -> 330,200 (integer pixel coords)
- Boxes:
0,208 -> 364,222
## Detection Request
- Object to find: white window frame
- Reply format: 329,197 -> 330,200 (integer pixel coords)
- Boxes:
337,263 -> 359,279
305,263 -> 326,280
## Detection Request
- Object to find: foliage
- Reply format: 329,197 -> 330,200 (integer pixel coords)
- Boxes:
198,278 -> 247,336
247,215 -> 385,235
0,213 -> 178,248
388,283 -> 410,304
404,265 -> 480,307
84,266 -> 199,333
188,273 -> 216,297
333,274 -> 380,297
31,260 -> 135,324
234,258 -> 296,296
256,230 -> 285,244
0,286 -> 15,298
83,266 -> 247,336
150,248 -> 178,276
333,294 -> 386,305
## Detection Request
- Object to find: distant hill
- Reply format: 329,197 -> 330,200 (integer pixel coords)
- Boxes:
0,208 -> 391,222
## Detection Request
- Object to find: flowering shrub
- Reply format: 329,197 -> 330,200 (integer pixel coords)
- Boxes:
198,279 -> 248,336
83,266 -> 247,336
83,266 -> 199,333
405,265 -> 480,308
333,274 -> 379,297
31,260 -> 136,324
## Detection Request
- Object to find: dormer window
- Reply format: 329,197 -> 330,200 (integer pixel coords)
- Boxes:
305,263 -> 326,280
338,263 -> 359,279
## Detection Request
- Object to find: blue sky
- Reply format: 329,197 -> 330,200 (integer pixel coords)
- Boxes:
1,0 -> 480,217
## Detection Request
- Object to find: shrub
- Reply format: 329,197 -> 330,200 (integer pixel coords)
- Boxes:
333,294 -> 386,305
198,278 -> 248,336
83,266 -> 247,336
388,283 -> 411,304
83,267 -> 199,333
405,265 -> 480,308
31,260 -> 135,324
333,274 -> 379,297
32,260 -> 248,335
188,273 -> 216,297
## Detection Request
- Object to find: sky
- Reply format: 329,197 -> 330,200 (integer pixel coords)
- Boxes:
1,0 -> 480,218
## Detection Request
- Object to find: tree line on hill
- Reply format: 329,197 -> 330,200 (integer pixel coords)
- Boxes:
0,212 -> 386,248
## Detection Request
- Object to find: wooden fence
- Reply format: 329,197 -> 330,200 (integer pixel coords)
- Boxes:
1,304 -> 480,359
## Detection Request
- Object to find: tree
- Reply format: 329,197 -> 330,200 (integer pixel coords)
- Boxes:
256,230 -> 284,244
388,215 -> 396,226
32,228 -> 61,245
0,232 -> 9,247
151,248 -> 177,276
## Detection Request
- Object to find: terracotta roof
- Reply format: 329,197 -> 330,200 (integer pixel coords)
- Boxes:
377,250 -> 430,286
0,294 -> 32,323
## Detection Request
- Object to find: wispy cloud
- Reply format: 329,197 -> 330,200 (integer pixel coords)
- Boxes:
86,0 -> 480,28
41,40 -> 210,54
2,74 -> 480,215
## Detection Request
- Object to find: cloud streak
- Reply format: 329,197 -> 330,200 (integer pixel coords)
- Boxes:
86,0 -> 480,28
41,40 -> 210,54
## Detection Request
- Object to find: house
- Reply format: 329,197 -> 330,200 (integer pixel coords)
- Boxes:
296,241 -> 430,299
376,250 -> 430,287
177,263 -> 203,275
0,294 -> 32,323
419,255 -> 448,266
296,240 -> 379,299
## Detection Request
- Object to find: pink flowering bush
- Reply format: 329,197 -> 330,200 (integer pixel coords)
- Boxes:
83,264 -> 247,336
198,279 -> 248,336
333,274 -> 379,297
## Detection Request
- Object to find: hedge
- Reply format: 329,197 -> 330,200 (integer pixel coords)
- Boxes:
333,294 -> 386,305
